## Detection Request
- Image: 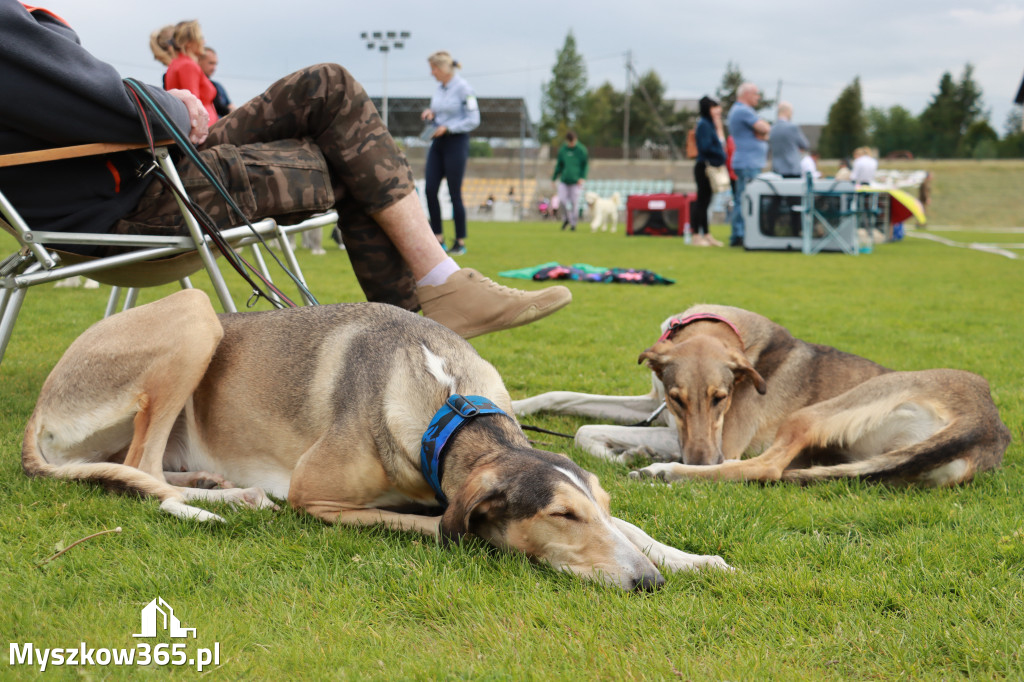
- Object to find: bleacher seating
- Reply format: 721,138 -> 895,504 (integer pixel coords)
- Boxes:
462,178 -> 538,210
418,177 -> 677,221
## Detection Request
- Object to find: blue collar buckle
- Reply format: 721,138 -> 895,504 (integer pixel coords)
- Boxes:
420,394 -> 511,507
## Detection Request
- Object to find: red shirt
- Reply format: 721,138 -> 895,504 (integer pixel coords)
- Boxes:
164,54 -> 218,124
725,135 -> 737,181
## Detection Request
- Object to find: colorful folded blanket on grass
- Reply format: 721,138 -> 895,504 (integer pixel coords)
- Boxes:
498,262 -> 675,285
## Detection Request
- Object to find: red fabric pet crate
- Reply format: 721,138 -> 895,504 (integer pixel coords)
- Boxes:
626,193 -> 696,236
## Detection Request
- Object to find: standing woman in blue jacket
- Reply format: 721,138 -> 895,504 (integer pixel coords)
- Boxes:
421,51 -> 480,256
692,96 -> 727,247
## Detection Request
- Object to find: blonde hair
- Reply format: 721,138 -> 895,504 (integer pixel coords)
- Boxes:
428,51 -> 460,74
149,25 -> 177,66
172,20 -> 204,57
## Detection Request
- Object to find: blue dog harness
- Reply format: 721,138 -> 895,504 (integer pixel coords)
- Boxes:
420,394 -> 512,506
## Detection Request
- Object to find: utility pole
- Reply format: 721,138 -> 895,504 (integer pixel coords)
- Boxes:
623,50 -> 632,160
774,79 -> 783,120
360,31 -> 411,129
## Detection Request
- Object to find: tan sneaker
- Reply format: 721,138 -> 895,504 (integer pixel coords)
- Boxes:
418,268 -> 572,339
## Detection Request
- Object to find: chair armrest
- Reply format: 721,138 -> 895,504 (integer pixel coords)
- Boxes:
0,140 -> 174,168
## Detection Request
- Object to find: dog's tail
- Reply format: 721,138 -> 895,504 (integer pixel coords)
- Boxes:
22,410 -> 53,478
22,410 -> 181,499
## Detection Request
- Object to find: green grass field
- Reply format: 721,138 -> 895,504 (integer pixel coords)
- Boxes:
2,194 -> 1023,678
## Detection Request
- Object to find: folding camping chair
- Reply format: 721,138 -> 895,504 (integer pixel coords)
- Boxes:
0,140 -> 337,365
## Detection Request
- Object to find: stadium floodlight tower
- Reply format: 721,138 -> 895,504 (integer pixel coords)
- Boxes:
360,31 -> 411,129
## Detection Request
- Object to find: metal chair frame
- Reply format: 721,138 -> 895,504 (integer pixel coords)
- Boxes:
0,141 -> 336,364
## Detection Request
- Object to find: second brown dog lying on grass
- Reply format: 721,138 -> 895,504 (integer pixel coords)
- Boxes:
514,304 -> 1010,486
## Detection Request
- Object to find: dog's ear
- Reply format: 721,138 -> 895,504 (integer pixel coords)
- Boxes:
727,349 -> 767,395
439,469 -> 506,547
637,340 -> 675,373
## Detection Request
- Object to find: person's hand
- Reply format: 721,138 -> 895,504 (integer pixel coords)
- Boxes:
166,89 -> 209,145
577,179 -> 585,187
431,125 -> 448,138
421,108 -> 435,121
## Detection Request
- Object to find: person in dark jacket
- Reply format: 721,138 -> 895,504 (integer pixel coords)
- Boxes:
692,96 -> 727,247
0,1 -> 571,339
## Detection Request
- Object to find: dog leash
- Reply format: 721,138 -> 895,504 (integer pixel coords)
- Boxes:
519,424 -> 575,440
629,401 -> 667,427
519,400 -> 668,442
420,394 -> 515,506
122,78 -> 318,309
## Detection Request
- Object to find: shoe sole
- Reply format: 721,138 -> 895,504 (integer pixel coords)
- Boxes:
461,289 -> 572,339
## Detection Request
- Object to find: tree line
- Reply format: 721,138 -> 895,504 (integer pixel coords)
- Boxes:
821,65 -> 1024,159
539,32 -> 1024,159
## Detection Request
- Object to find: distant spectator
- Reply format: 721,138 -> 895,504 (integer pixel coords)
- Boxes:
199,46 -> 234,118
692,96 -> 726,247
850,146 -> 878,186
918,171 -> 932,223
801,151 -> 821,179
149,24 -> 176,67
726,82 -> 771,246
835,158 -> 852,181
768,101 -> 810,178
148,25 -> 176,87
725,134 -> 737,196
420,50 -> 479,256
552,130 -> 589,232
164,20 -> 219,124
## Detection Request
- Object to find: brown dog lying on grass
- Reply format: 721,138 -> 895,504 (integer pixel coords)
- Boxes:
22,290 -> 731,591
514,304 -> 1010,486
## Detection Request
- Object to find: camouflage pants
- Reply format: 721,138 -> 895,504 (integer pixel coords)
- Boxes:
114,64 -> 419,310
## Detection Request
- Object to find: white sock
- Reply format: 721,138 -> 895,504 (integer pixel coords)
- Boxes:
416,257 -> 460,288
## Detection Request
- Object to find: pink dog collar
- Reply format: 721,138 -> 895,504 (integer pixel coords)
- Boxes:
658,313 -> 743,345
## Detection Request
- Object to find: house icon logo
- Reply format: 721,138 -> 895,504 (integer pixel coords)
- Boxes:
132,597 -> 197,639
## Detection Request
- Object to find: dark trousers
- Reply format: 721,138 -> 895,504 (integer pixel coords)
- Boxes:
692,161 -> 712,235
425,132 -> 469,242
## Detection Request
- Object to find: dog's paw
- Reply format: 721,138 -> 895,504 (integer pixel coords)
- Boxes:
160,499 -> 226,523
614,445 -> 658,466
629,462 -> 681,482
165,470 -> 235,489
232,487 -> 279,511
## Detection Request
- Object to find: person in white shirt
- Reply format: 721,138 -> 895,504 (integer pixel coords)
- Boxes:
800,151 -> 821,179
850,147 -> 878,186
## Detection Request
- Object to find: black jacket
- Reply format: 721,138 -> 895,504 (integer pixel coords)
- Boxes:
0,1 -> 189,250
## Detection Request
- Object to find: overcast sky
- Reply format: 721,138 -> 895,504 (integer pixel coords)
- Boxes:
48,0 -> 1024,136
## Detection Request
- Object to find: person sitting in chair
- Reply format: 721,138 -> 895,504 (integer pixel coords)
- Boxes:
0,2 -> 570,339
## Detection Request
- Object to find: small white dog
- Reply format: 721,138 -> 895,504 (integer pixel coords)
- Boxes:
585,191 -> 621,233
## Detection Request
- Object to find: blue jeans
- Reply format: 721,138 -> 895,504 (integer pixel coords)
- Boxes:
730,167 -> 761,243
425,132 -> 470,242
